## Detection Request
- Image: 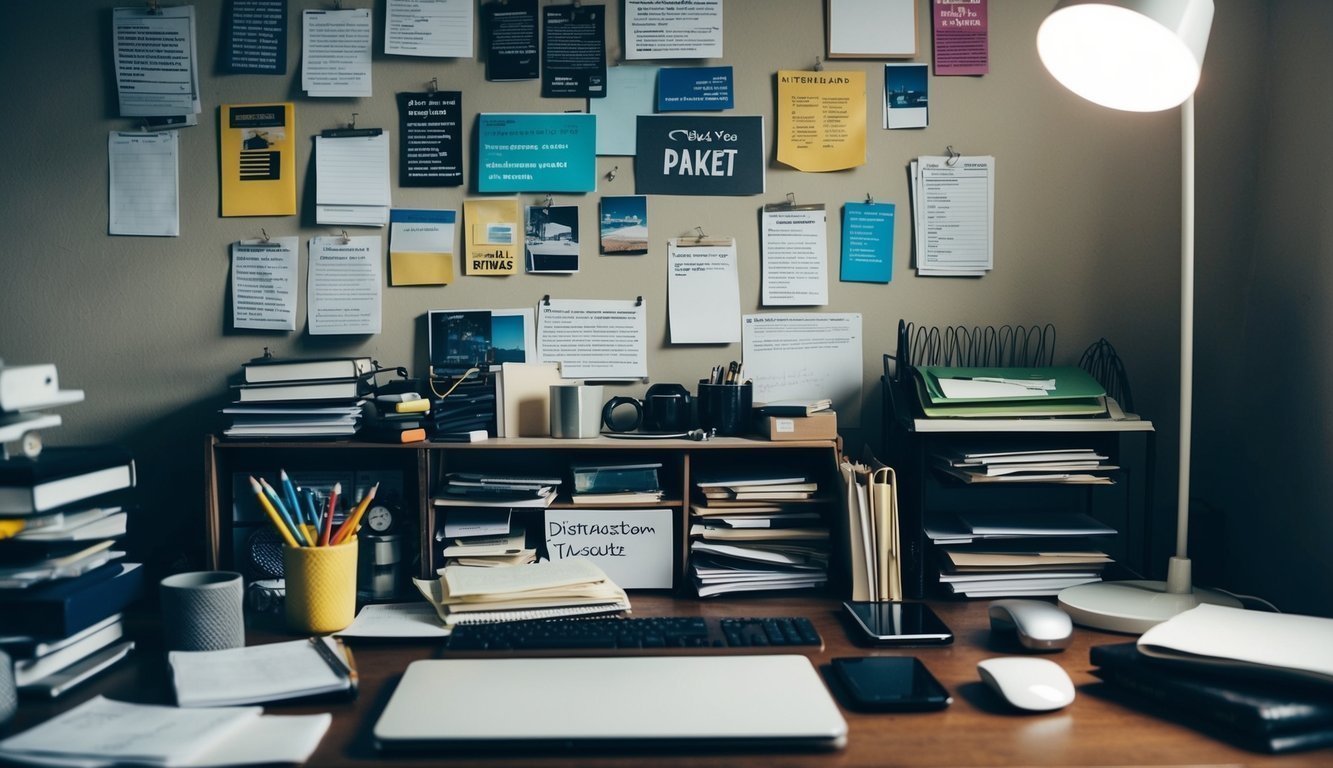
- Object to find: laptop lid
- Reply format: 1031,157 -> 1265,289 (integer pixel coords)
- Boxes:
374,655 -> 848,752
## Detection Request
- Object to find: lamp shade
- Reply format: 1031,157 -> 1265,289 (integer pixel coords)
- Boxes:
1037,0 -> 1214,112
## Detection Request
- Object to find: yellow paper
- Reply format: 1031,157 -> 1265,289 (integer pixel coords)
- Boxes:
462,198 -> 520,275
220,103 -> 296,217
776,70 -> 866,172
390,252 -> 453,285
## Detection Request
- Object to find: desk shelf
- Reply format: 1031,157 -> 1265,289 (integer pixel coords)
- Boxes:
204,435 -> 842,593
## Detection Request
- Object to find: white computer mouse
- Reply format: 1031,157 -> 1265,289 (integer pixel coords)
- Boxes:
988,599 -> 1073,651
977,657 -> 1076,712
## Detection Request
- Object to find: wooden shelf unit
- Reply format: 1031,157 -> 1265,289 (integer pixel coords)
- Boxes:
204,435 -> 842,591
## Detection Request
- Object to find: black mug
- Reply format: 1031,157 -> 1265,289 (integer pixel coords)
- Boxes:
602,383 -> 695,433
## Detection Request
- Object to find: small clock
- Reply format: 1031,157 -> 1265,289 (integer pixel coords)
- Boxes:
366,503 -> 397,534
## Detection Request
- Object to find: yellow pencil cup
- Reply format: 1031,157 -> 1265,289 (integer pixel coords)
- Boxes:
283,538 -> 358,635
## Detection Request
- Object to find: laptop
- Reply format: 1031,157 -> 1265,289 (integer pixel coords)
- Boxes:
374,655 -> 848,752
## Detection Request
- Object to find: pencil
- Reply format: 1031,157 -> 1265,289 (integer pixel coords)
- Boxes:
249,476 -> 299,548
280,470 -> 304,527
261,477 -> 312,546
320,482 -> 340,546
331,482 -> 378,545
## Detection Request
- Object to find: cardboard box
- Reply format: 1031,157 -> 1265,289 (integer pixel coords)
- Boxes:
756,411 -> 837,441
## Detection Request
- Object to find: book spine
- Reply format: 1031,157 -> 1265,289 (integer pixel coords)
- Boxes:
0,564 -> 143,637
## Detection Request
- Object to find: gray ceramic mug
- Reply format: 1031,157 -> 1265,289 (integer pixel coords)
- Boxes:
160,571 -> 245,652
0,649 -> 15,725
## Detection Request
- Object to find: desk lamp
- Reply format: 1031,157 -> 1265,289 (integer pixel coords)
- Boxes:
1038,0 -> 1241,633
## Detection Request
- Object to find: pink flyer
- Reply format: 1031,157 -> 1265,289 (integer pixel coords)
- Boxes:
933,0 -> 989,76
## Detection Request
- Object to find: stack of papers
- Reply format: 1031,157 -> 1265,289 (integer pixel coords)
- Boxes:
688,473 -> 830,598
938,543 -> 1111,598
933,447 -> 1118,485
414,558 -> 630,626
913,366 -> 1108,419
169,637 -> 356,708
909,155 -> 994,277
0,696 -> 329,767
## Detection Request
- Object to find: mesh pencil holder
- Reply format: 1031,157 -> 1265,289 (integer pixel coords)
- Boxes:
283,538 -> 358,635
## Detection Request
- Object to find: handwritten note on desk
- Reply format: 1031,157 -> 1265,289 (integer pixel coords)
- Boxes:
108,131 -> 179,237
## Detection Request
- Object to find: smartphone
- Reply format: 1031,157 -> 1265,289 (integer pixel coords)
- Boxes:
830,656 -> 952,711
843,601 -> 954,645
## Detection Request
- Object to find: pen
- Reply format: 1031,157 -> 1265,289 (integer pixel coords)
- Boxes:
261,477 -> 312,546
332,482 -> 379,545
320,482 -> 340,546
249,476 -> 299,548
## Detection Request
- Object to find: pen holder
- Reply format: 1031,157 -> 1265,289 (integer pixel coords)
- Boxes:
697,383 -> 753,436
160,571 -> 246,652
283,539 -> 358,635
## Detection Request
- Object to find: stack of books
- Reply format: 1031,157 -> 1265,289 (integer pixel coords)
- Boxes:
687,473 -> 830,597
360,393 -> 429,444
569,463 -> 664,505
933,447 -> 1117,485
0,442 -> 142,698
222,356 -> 373,439
1091,604 -> 1333,754
415,558 -> 630,627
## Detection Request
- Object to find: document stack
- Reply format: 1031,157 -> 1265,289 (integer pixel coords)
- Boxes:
568,462 -> 664,505
1091,605 -> 1333,754
414,558 -> 630,627
932,447 -> 1118,485
433,473 -> 555,568
911,366 -> 1108,419
222,355 -> 373,439
0,365 -> 142,697
837,458 -> 902,602
688,472 -> 830,597
0,696 -> 330,767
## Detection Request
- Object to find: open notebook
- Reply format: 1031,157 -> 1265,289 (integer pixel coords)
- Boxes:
375,655 -> 847,751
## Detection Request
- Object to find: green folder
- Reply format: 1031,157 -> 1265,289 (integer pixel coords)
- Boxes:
913,367 -> 1108,418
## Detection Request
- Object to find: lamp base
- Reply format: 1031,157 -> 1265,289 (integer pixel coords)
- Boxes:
1058,580 -> 1241,635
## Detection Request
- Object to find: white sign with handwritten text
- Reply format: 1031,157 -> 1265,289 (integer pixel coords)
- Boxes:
544,508 -> 674,589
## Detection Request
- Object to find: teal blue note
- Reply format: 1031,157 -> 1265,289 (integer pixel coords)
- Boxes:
840,202 -> 894,283
477,113 -> 597,193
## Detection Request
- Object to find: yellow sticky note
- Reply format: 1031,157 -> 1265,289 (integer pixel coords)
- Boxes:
776,70 -> 866,172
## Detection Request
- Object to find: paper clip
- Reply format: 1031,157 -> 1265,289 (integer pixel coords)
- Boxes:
261,228 -> 270,243
543,193 -> 553,210
694,226 -> 707,242
946,145 -> 961,167
814,56 -> 823,72
428,77 -> 438,93
339,229 -> 350,244
866,193 -> 874,204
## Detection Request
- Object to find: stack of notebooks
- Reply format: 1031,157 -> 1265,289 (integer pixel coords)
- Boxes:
414,558 -> 630,627
912,366 -> 1108,419
569,462 -> 664,505
0,444 -> 142,698
933,447 -> 1118,485
427,373 -> 496,438
223,356 -> 373,439
688,473 -> 830,597
1091,604 -> 1333,754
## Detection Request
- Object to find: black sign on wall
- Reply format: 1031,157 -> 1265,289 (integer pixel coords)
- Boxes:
634,116 -> 766,196
397,91 -> 463,187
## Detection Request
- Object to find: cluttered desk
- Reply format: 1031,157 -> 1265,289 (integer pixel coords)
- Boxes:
0,593 -> 1325,767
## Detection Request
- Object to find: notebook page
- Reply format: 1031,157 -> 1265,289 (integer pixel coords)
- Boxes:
108,131 -> 179,237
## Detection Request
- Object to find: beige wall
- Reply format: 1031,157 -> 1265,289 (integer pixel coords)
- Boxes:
3,1 -> 1315,613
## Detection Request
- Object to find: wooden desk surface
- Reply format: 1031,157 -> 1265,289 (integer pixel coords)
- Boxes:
4,595 -> 1317,767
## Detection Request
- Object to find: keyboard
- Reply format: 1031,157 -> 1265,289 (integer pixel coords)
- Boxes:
443,616 -> 824,656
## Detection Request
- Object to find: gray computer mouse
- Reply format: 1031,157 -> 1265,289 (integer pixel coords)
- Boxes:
988,599 -> 1073,651
977,657 -> 1076,712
